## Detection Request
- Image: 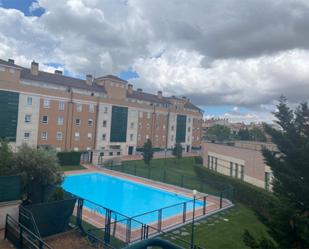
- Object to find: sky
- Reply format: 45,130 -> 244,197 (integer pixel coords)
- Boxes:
1,0 -> 309,123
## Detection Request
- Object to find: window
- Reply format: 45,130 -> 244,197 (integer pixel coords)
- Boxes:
117,151 -> 121,156
208,156 -> 211,169
211,156 -> 214,170
25,114 -> 32,123
130,122 -> 134,129
42,115 -> 48,124
171,135 -> 174,141
171,125 -> 174,131
139,112 -> 143,118
27,96 -> 32,106
139,123 -> 142,128
146,123 -> 150,129
163,135 -> 166,141
146,134 -> 149,139
24,132 -> 30,140
235,163 -> 239,178
240,165 -> 244,181
109,152 -> 113,156
130,134 -> 134,141
75,118 -> 81,126
56,132 -> 63,141
89,104 -> 95,113
87,133 -> 92,140
147,113 -> 151,119
188,117 -> 191,123
163,125 -> 166,130
188,127 -> 191,132
230,162 -> 233,176
103,120 -> 107,127
214,158 -> 218,171
102,134 -> 106,141
76,103 -> 82,112
265,172 -> 271,191
74,132 -> 80,141
104,107 -> 108,114
59,101 -> 65,110
88,119 -> 93,127
41,132 -> 48,140
57,116 -> 64,125
43,99 -> 50,108
138,134 -> 141,141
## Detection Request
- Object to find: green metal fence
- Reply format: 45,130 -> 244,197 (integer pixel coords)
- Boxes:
0,175 -> 22,202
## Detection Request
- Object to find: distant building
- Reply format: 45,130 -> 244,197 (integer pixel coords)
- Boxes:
202,140 -> 274,190
0,58 -> 203,164
202,118 -> 230,139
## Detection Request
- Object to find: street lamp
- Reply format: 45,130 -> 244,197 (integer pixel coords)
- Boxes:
191,189 -> 198,249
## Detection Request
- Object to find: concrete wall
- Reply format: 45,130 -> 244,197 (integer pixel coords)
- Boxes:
0,201 -> 20,229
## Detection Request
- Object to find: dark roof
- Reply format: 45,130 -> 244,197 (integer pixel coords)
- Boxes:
127,90 -> 170,105
96,75 -> 127,83
0,59 -> 23,69
184,101 -> 203,112
20,68 -> 106,93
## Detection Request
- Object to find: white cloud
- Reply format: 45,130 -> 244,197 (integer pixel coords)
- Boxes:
1,0 -> 309,123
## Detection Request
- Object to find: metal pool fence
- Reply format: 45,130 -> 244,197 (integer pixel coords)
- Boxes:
104,163 -> 233,198
68,166 -> 233,248
72,196 -> 210,249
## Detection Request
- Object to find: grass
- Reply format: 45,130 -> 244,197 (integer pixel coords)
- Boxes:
59,165 -> 86,172
112,157 -> 275,249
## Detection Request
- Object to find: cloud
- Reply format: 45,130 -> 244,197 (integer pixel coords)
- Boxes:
0,0 -> 309,122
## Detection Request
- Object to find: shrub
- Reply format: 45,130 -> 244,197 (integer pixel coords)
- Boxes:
194,165 -> 277,221
194,156 -> 203,164
57,151 -> 82,166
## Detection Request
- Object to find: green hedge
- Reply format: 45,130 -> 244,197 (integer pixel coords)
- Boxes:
194,165 -> 277,221
57,151 -> 82,166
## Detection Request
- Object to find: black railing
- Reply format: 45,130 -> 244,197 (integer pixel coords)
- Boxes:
5,214 -> 52,249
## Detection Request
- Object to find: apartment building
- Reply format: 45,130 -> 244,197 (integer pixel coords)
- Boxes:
202,141 -> 274,190
0,58 -> 203,164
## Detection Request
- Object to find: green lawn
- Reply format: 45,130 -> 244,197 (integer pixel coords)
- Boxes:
111,157 -> 275,249
59,165 -> 86,172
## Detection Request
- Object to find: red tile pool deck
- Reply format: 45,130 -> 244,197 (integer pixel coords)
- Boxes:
64,165 -> 233,242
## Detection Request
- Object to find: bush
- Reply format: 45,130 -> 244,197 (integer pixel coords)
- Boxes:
194,156 -> 203,164
194,165 -> 277,221
57,151 -> 82,166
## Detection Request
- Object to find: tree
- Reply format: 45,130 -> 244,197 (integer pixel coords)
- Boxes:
0,139 -> 14,175
207,125 -> 231,141
237,128 -> 250,140
249,127 -> 267,142
172,143 -> 183,159
262,97 -> 309,249
12,144 -> 62,203
142,139 -> 153,166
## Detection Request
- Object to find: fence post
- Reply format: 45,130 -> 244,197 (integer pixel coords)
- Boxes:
220,192 -> 223,209
148,168 -> 150,179
104,209 -> 112,244
126,218 -> 131,243
19,226 -> 23,248
183,202 -> 187,223
134,165 -> 137,175
77,198 -> 84,229
203,196 -> 207,215
163,170 -> 166,182
158,209 -> 162,231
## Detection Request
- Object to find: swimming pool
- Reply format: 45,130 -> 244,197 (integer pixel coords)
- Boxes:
62,173 -> 204,225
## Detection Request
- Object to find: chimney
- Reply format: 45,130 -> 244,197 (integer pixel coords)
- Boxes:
30,61 -> 39,76
54,70 -> 63,75
128,83 -> 133,94
8,59 -> 14,64
86,74 -> 93,86
157,90 -> 162,99
137,88 -> 143,92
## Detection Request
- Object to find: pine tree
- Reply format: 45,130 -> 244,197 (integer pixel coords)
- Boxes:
262,97 -> 309,249
142,139 -> 153,166
172,143 -> 183,159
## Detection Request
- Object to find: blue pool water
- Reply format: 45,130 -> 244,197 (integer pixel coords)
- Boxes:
62,173 -> 204,224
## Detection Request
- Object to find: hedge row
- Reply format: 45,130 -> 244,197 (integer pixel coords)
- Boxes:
57,151 -> 82,166
194,165 -> 277,221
